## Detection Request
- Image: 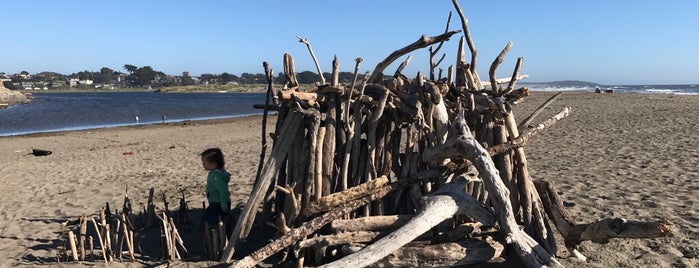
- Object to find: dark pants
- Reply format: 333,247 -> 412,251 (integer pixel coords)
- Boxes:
204,201 -> 230,227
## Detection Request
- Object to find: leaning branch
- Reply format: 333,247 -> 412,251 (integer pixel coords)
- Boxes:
368,30 -> 461,83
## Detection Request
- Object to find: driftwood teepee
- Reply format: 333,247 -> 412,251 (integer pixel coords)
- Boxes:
222,1 -> 672,267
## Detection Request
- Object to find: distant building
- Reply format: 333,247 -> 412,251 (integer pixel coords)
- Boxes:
183,71 -> 189,77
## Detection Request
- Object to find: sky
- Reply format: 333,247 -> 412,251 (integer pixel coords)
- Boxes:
2,0 -> 698,85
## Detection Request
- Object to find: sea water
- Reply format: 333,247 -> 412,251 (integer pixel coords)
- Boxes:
523,82 -> 699,95
2,83 -> 697,137
0,92 -> 268,137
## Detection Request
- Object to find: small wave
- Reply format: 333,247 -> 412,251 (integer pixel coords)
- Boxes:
644,88 -> 680,94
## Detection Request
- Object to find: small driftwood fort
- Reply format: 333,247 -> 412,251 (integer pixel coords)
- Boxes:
55,0 -> 672,267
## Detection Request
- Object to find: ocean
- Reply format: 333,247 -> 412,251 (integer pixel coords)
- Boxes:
1,83 -> 697,137
0,92 -> 268,137
523,83 -> 699,95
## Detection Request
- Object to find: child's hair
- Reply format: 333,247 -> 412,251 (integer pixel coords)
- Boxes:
201,148 -> 225,169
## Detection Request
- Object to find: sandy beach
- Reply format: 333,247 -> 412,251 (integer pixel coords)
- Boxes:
0,91 -> 697,267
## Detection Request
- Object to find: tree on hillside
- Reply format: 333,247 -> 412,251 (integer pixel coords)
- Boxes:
123,64 -> 137,74
220,72 -> 239,84
100,67 -> 114,84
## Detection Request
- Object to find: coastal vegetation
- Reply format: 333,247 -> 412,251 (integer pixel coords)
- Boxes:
1,64 -> 368,93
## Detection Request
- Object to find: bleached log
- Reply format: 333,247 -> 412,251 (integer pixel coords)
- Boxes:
298,231 -> 380,250
534,179 -> 673,248
422,113 -> 561,268
320,174 -> 495,267
360,237 -> 504,267
480,74 -> 529,88
331,215 -> 413,232
280,90 -> 318,106
230,185 -> 396,268
304,176 -> 389,216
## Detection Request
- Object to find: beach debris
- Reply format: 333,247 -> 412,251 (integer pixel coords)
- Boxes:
31,148 -> 52,156
122,151 -> 136,155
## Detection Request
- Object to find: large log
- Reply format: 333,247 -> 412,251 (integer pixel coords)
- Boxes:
304,176 -> 389,216
534,179 -> 673,249
330,215 -> 413,232
422,113 -> 561,268
356,237 -> 504,267
319,174 -> 495,267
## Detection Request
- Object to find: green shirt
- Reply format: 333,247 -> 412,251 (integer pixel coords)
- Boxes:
206,168 -> 231,204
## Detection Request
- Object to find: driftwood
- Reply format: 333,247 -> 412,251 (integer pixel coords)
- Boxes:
346,238 -> 504,267
330,215 -> 413,232
221,112 -> 304,262
534,179 -> 673,252
230,185 -> 396,268
368,30 -> 462,83
423,113 -> 561,267
321,174 -> 495,267
304,176 -> 389,216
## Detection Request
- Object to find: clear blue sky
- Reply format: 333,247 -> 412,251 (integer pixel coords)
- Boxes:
2,0 -> 698,85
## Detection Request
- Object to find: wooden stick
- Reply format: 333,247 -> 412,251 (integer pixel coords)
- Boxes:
488,107 -> 571,156
90,218 -> 108,264
88,236 -> 94,262
297,36 -> 325,85
503,57 -> 524,95
169,217 -> 188,256
488,41 -> 512,93
78,214 -> 86,261
451,0 -> 477,72
68,231 -> 79,261
518,92 -> 563,129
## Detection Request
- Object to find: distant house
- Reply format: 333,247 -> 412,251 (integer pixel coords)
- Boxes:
80,79 -> 94,85
69,78 -> 79,87
51,81 -> 67,88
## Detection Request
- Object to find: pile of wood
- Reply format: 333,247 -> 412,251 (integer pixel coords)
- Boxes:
56,187 -> 191,264
222,1 -> 672,267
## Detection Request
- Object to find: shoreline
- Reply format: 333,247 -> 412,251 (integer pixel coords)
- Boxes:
0,92 -> 697,266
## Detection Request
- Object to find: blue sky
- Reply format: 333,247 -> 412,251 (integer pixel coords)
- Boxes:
2,0 -> 697,85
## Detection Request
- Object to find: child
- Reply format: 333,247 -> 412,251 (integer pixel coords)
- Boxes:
200,148 -> 231,227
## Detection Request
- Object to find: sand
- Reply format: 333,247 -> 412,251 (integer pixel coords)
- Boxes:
0,92 -> 697,267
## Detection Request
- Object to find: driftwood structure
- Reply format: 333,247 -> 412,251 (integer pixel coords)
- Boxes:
52,1 -> 672,266
223,1 -> 673,267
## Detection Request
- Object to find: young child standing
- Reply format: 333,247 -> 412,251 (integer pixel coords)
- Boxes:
200,148 -> 231,227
